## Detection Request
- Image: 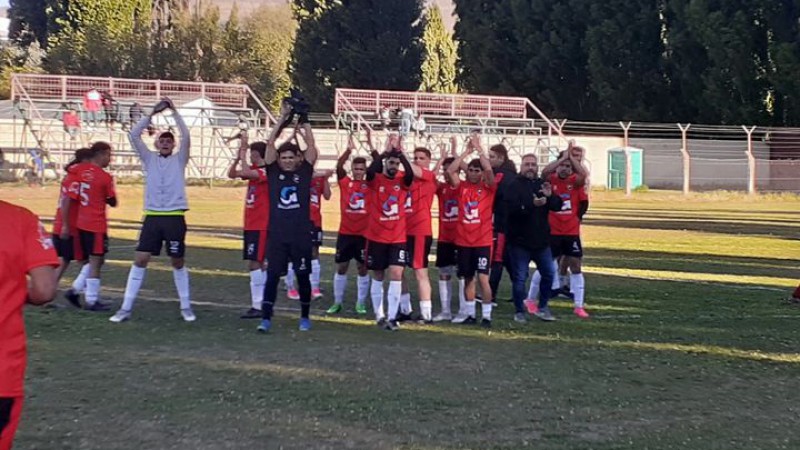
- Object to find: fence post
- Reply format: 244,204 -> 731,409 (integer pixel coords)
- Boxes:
620,122 -> 632,196
61,76 -> 67,102
553,119 -> 567,149
678,123 -> 691,195
742,125 -> 757,194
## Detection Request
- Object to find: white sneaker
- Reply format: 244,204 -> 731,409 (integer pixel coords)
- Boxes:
181,308 -> 197,322
432,312 -> 452,322
109,309 -> 132,323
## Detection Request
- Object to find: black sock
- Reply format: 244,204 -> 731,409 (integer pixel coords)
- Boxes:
262,271 -> 280,320
298,273 -> 311,319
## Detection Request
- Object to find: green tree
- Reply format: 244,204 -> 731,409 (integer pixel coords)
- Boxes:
420,4 -> 458,93
162,2 -> 224,81
8,0 -> 48,46
0,40 -> 47,98
291,0 -> 424,111
763,0 -> 800,126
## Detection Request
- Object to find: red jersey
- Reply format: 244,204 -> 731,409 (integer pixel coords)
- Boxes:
436,181 -> 460,243
0,201 -> 59,396
52,170 -> 81,236
310,176 -> 326,228
455,180 -> 496,248
338,175 -> 369,235
365,173 -> 410,244
548,173 -> 587,236
244,165 -> 269,231
405,168 -> 437,236
69,162 -> 116,233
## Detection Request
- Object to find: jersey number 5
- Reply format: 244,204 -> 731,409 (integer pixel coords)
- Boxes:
79,182 -> 91,206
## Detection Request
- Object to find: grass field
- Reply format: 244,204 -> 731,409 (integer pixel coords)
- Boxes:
2,184 -> 800,450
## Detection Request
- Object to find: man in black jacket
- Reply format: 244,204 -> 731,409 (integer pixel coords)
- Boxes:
504,154 -> 562,321
487,144 -> 517,304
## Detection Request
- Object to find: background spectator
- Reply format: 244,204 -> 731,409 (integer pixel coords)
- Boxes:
62,106 -> 81,140
83,87 -> 102,129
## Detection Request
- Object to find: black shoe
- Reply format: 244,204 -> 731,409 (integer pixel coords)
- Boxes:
384,319 -> 400,331
85,301 -> 111,312
396,312 -> 414,322
458,316 -> 477,325
376,318 -> 388,329
65,289 -> 82,308
481,318 -> 492,328
557,287 -> 574,300
240,308 -> 262,319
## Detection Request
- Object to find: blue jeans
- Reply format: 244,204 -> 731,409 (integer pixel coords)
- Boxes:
507,245 -> 554,314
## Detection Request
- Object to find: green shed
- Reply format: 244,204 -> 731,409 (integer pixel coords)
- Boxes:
607,147 -> 643,190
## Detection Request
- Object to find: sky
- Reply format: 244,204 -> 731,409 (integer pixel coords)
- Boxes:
0,0 -> 7,8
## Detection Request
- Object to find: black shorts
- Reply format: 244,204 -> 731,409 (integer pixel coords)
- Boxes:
53,234 -> 85,262
311,226 -> 323,247
0,396 -> 23,449
457,245 -> 491,279
406,235 -> 433,269
335,234 -> 366,264
266,239 -> 313,276
78,230 -> 108,256
435,241 -> 458,268
243,230 -> 268,262
365,240 -> 407,271
136,215 -> 187,257
551,235 -> 583,258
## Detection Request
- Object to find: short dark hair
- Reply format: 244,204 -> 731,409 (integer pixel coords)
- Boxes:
442,157 -> 455,166
250,142 -> 267,158
277,141 -> 301,155
489,144 -> 509,161
66,147 -> 93,169
414,147 -> 431,158
90,141 -> 112,157
159,131 -> 175,141
558,150 -> 567,159
352,157 -> 367,165
386,149 -> 402,160
467,158 -> 482,170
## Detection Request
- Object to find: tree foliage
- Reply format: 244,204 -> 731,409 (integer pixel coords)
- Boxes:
419,5 -> 458,94
291,0 -> 424,111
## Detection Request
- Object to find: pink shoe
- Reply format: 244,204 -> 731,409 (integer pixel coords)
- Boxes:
312,288 -> 323,300
574,307 -> 590,318
523,299 -> 538,315
287,289 -> 300,300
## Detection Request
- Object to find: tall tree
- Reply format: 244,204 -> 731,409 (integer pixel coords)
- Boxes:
291,0 -> 424,111
763,0 -> 800,126
161,2 -> 224,81
8,0 -> 48,46
242,5 -> 297,110
419,4 -> 458,93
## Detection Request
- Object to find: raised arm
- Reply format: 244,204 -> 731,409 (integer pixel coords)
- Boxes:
541,151 -> 567,180
266,103 -> 292,165
323,176 -> 332,200
447,147 -> 470,188
227,132 -> 247,179
569,146 -> 588,186
398,152 -> 414,187
166,98 -> 191,165
366,152 -> 384,182
336,146 -> 352,181
128,114 -> 153,163
298,121 -> 318,167
472,135 -> 495,187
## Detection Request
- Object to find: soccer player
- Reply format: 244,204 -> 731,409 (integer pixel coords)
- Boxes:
527,149 -> 589,318
365,134 -> 414,331
433,137 -> 462,322
52,147 -> 93,308
400,143 -> 442,323
258,103 -> 319,333
327,134 -> 370,315
446,134 -> 496,327
111,98 -> 195,323
227,131 -> 269,319
0,201 -> 58,450
64,141 -> 117,311
487,143 -> 518,305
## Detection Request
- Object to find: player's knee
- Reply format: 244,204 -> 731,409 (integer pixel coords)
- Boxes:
170,257 -> 184,269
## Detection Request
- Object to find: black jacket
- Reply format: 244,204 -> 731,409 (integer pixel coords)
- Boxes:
492,160 -> 517,234
504,175 -> 563,250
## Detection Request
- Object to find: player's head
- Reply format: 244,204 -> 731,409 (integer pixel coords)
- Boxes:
66,147 -> 92,170
277,141 -> 301,171
413,147 -> 432,169
557,158 -> 573,179
90,141 -> 113,168
570,145 -> 585,161
384,150 -> 402,178
489,144 -> 509,169
441,156 -> 456,175
156,131 -> 176,156
250,142 -> 267,167
466,158 -> 483,183
520,154 -> 539,179
351,156 -> 367,180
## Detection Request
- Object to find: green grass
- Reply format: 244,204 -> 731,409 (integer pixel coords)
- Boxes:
3,186 -> 800,450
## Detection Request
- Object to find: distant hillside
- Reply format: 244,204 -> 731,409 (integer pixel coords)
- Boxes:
210,0 -> 456,29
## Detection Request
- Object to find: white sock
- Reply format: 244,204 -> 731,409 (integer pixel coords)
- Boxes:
285,264 -> 296,290
249,269 -> 265,310
420,300 -> 432,321
571,273 -> 586,308
371,278 -> 385,320
388,281 -> 402,320
72,263 -> 91,293
465,300 -> 476,318
400,292 -> 412,314
173,267 -> 191,310
552,259 -> 562,290
85,278 -> 100,305
356,275 -> 370,306
122,265 -> 146,311
333,273 -> 347,304
528,270 -> 541,300
438,280 -> 451,314
458,279 -> 466,314
482,302 -> 492,320
558,274 -> 569,291
311,259 -> 321,290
